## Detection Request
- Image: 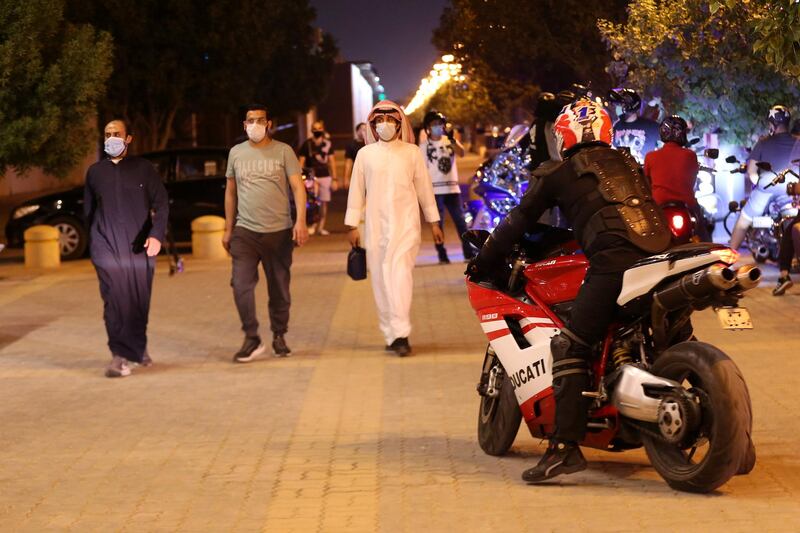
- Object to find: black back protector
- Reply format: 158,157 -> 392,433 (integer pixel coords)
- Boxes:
567,146 -> 671,254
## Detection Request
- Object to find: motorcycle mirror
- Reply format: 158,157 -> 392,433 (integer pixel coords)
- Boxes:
756,161 -> 772,172
688,137 -> 701,146
704,148 -> 719,159
728,200 -> 739,213
725,155 -> 739,164
463,230 -> 491,251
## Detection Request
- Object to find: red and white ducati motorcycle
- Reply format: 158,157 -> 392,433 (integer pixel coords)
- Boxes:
465,225 -> 758,493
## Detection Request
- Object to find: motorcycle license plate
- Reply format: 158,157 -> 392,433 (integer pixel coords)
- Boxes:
716,307 -> 753,330
752,216 -> 773,229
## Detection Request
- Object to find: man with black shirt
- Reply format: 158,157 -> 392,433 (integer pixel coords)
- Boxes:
612,88 -> 660,164
344,122 -> 366,189
298,120 -> 337,235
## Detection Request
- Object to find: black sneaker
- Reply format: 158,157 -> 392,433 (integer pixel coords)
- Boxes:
233,336 -> 266,363
140,351 -> 153,367
272,334 -> 291,357
773,276 -> 793,296
389,337 -> 411,357
436,244 -> 451,264
521,440 -> 587,483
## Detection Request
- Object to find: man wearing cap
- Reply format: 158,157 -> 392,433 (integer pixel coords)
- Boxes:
345,101 -> 443,356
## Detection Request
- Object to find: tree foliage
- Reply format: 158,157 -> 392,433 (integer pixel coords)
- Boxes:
599,0 -> 800,144
66,0 -> 338,152
718,0 -> 800,79
408,77 -> 501,126
0,0 -> 112,176
433,0 -> 629,118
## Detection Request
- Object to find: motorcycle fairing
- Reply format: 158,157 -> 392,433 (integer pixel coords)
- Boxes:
480,316 -> 559,406
617,251 -> 722,305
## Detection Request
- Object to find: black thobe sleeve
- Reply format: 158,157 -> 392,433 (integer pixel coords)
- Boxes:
145,163 -> 169,242
83,168 -> 96,224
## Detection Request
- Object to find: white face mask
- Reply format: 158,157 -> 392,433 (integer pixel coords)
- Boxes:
104,136 -> 127,158
246,123 -> 267,143
376,122 -> 397,141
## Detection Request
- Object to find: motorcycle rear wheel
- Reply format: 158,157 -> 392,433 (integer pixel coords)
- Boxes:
643,341 -> 754,493
477,347 -> 522,456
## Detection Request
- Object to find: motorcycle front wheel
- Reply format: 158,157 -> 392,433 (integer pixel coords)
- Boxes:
643,341 -> 754,493
477,346 -> 522,456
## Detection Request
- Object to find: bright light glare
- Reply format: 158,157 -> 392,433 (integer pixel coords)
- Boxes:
671,214 -> 685,230
711,248 -> 739,265
404,54 -> 463,114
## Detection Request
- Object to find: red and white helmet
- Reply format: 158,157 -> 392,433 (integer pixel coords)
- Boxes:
553,99 -> 613,155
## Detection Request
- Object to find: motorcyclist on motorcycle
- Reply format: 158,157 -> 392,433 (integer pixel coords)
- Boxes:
644,115 -> 711,241
467,99 -> 672,483
730,105 -> 798,254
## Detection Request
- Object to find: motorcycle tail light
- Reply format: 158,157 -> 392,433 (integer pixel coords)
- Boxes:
671,214 -> 685,231
710,248 -> 739,265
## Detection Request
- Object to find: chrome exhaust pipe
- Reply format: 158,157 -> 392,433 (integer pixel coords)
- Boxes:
754,245 -> 769,262
733,264 -> 762,291
653,263 -> 737,311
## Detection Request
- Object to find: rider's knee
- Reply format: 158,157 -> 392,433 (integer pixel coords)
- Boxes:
550,330 -> 591,381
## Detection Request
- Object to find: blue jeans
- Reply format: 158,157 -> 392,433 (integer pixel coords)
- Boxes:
435,192 -> 473,259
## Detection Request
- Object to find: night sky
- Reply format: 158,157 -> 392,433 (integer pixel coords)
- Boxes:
309,0 -> 448,103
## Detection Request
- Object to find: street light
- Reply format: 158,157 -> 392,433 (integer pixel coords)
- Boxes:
404,54 -> 463,115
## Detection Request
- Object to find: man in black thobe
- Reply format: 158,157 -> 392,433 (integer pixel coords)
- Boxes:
84,120 -> 168,378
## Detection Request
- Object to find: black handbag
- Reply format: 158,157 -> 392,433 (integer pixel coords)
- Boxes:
347,246 -> 367,280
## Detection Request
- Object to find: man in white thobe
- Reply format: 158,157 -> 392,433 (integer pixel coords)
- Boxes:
345,100 -> 443,356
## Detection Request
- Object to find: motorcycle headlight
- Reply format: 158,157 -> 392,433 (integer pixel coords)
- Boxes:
488,197 -> 517,215
13,205 -> 40,219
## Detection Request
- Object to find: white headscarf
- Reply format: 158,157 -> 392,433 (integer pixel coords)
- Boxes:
365,100 -> 415,145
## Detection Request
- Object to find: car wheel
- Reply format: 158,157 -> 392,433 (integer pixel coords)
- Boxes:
50,217 -> 88,260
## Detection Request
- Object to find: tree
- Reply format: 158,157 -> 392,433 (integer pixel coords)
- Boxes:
433,0 -> 629,117
0,0 -> 112,176
66,0 -> 337,152
717,0 -> 800,79
598,0 -> 800,145
407,76 -> 501,126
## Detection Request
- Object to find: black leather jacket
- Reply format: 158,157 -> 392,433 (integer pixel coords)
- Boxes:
474,143 -> 671,276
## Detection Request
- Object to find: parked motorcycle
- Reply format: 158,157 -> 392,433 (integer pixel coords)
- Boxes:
464,226 -> 757,493
464,127 -> 531,231
723,158 -> 799,262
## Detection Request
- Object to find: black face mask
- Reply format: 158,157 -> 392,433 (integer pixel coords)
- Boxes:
312,131 -> 324,139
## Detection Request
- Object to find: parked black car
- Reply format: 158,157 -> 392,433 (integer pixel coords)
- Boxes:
4,148 -> 229,260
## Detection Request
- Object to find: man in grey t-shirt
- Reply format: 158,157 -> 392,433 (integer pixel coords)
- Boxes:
224,103 -> 309,362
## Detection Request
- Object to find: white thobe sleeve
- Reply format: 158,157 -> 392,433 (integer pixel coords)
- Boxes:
412,147 -> 440,223
344,151 -> 366,227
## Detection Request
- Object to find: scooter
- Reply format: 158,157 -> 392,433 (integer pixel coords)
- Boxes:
464,226 -> 758,493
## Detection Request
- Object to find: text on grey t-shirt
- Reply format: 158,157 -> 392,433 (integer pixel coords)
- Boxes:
226,140 -> 301,233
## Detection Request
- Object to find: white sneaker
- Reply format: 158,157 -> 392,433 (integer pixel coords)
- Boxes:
319,229 -> 330,236
308,226 -> 317,236
105,355 -> 131,378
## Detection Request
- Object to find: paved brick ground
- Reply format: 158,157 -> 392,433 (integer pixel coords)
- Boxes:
2,187 -> 800,531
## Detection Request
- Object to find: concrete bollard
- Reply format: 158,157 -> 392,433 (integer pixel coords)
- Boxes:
24,225 -> 61,268
191,215 -> 227,259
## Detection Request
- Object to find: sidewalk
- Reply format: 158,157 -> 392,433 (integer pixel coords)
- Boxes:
1,209 -> 800,532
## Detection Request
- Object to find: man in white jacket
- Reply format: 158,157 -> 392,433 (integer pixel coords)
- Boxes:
345,101 -> 443,356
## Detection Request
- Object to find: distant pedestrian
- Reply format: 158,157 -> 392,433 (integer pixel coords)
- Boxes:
611,88 -> 660,164
346,100 -> 443,356
298,120 -> 337,235
84,119 -> 169,378
223,104 -> 309,362
343,122 -> 367,189
419,110 -> 472,263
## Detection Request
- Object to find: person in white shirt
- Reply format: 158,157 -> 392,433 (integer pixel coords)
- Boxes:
419,110 -> 471,264
345,101 -> 443,356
